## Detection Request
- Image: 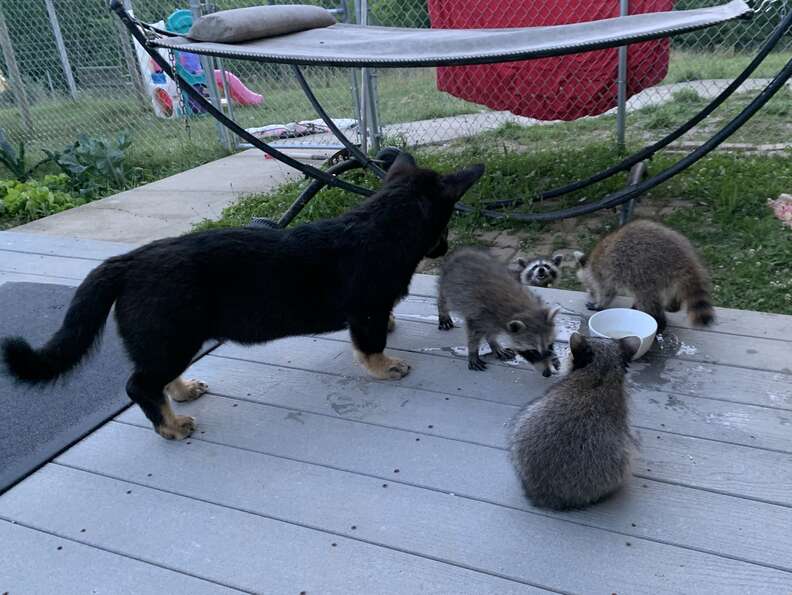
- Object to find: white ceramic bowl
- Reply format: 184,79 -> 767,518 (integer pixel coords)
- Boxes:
588,308 -> 657,360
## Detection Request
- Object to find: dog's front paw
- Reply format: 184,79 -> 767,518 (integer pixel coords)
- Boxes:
385,357 -> 411,379
358,352 -> 411,380
166,377 -> 208,402
438,314 -> 454,330
388,312 -> 396,333
157,415 -> 196,440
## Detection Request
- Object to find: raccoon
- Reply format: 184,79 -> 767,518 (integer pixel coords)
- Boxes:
437,247 -> 560,376
509,254 -> 563,288
574,220 -> 714,332
509,333 -> 640,510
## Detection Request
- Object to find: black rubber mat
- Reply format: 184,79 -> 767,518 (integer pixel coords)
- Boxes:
0,282 -> 131,494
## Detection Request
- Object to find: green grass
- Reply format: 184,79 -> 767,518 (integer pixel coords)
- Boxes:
665,50 -> 792,83
197,132 -> 792,315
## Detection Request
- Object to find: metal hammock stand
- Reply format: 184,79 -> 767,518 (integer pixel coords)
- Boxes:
110,0 -> 792,227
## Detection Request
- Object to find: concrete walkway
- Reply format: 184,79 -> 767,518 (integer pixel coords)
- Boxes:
13,149 -> 307,244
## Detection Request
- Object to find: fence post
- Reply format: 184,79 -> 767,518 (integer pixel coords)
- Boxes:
615,0 -> 629,153
358,0 -> 369,154
0,5 -> 33,134
189,0 -> 232,151
43,0 -> 77,99
115,0 -> 149,109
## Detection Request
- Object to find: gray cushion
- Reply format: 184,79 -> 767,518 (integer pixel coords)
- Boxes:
187,5 -> 335,43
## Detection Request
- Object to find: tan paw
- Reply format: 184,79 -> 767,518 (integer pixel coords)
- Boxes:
387,312 -> 396,333
156,415 -> 196,440
166,378 -> 208,402
384,357 -> 410,379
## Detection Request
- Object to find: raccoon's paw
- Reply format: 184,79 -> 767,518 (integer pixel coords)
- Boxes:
493,347 -> 516,361
167,378 -> 208,403
586,301 -> 603,312
468,355 -> 487,371
156,415 -> 196,441
438,314 -> 454,331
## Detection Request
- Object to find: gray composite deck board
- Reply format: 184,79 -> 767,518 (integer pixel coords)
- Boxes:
0,520 -> 242,594
61,420 -> 792,574
114,385 -> 792,506
0,465 -> 546,595
51,423 -> 792,592
191,354 -> 792,455
215,333 -> 792,413
2,230 -> 792,593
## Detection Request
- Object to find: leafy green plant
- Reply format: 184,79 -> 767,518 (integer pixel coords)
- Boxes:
0,129 -> 52,182
46,132 -> 141,196
0,175 -> 84,222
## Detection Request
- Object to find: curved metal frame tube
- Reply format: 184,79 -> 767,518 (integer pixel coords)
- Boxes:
457,52 -> 792,222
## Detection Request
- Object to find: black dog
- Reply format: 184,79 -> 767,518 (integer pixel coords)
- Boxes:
2,153 -> 484,440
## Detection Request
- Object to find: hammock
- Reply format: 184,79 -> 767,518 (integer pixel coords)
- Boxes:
150,1 -> 750,68
110,0 -> 792,225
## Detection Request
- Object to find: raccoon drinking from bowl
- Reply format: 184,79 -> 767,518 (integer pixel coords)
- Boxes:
509,254 -> 563,288
574,220 -> 714,332
509,333 -> 640,510
437,247 -> 560,375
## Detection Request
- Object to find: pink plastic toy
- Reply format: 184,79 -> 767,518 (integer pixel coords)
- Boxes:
214,70 -> 264,106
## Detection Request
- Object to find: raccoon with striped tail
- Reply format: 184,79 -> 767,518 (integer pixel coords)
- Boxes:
574,220 -> 714,332
509,332 -> 640,510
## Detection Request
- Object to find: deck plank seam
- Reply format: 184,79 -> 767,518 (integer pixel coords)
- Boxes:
0,516 -> 254,594
206,351 -> 792,419
55,440 -> 792,576
45,462 -> 567,594
110,417 -> 792,514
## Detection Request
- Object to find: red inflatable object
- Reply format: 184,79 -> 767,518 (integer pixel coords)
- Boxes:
427,0 -> 673,121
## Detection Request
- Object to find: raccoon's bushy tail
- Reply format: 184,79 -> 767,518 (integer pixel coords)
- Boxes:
2,258 -> 126,383
682,276 -> 715,327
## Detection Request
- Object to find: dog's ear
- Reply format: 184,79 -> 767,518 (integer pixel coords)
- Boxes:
440,164 -> 485,202
385,152 -> 417,182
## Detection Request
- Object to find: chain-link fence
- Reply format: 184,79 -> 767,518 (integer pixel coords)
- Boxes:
0,0 -> 790,182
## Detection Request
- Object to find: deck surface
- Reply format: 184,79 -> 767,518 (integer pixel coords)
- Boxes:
1,231 -> 791,594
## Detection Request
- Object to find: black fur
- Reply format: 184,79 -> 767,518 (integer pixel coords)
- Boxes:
1,153 -> 484,438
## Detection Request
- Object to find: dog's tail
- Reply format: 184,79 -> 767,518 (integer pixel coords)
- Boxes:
2,258 -> 126,383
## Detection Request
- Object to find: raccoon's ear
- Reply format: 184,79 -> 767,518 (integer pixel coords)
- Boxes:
546,306 -> 561,322
440,164 -> 485,202
572,251 -> 587,267
506,320 -> 526,333
551,253 -> 564,267
619,336 -> 641,362
384,151 -> 417,182
515,257 -> 528,269
569,332 -> 594,369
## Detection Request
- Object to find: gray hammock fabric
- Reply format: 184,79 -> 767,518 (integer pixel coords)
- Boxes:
152,0 -> 750,68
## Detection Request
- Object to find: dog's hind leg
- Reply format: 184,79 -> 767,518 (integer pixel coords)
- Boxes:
349,311 -> 410,380
165,376 -> 208,402
126,371 -> 196,440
